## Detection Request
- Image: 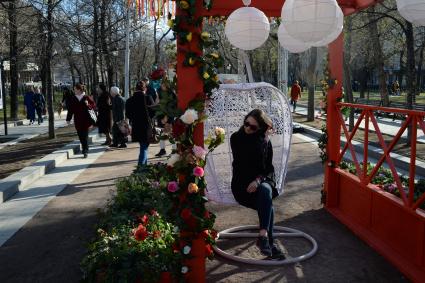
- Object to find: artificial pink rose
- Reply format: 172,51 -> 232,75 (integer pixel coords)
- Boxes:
167,181 -> 179,192
193,166 -> 204,177
193,145 -> 207,160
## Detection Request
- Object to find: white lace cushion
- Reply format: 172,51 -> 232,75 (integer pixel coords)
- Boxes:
204,82 -> 293,205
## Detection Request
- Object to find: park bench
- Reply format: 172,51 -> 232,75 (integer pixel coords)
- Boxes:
389,101 -> 425,120
354,98 -> 383,117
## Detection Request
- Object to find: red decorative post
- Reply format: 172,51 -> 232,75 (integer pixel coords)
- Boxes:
324,34 -> 344,208
176,1 -> 205,147
176,1 -> 206,282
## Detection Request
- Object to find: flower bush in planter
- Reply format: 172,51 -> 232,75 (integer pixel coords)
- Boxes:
81,97 -> 225,282
339,161 -> 425,210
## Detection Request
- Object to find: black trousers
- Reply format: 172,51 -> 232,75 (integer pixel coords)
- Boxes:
77,129 -> 89,154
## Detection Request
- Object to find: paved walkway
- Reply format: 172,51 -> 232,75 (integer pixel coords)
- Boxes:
0,137 -> 407,282
296,103 -> 425,143
0,112 -> 68,150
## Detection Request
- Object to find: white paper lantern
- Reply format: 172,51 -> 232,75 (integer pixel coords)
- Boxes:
282,0 -> 341,44
225,6 -> 270,50
312,6 -> 344,47
278,24 -> 310,53
397,0 -> 425,26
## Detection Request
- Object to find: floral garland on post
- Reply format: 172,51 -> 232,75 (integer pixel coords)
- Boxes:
165,0 -> 225,278
318,54 -> 337,164
167,0 -> 223,97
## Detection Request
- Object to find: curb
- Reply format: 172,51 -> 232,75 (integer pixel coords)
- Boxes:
0,131 -> 101,203
295,122 -> 425,177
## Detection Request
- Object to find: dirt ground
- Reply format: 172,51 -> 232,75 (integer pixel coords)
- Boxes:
0,125 -> 79,179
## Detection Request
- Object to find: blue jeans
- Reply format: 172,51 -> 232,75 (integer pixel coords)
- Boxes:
256,183 -> 275,242
138,142 -> 149,166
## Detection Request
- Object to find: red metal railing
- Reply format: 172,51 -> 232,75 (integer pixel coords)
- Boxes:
335,102 -> 425,211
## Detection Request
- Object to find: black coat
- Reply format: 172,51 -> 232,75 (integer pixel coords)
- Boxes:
230,128 -> 277,209
125,91 -> 154,143
97,94 -> 112,134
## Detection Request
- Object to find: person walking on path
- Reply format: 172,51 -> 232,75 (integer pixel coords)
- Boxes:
110,86 -> 127,148
33,87 -> 46,125
66,83 -> 96,158
96,83 -> 113,146
24,86 -> 36,125
290,80 -> 301,113
230,109 -> 285,259
125,81 -> 154,167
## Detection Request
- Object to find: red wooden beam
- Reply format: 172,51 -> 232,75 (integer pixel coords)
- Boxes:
202,0 -> 379,16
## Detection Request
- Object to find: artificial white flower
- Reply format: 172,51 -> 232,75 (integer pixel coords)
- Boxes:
183,246 -> 191,255
181,266 -> 189,274
167,153 -> 181,167
180,108 -> 199,125
215,127 -> 225,136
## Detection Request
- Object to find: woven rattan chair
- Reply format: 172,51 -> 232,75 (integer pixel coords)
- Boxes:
204,82 -> 318,265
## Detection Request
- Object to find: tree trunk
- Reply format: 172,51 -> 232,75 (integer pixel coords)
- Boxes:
47,0 -> 55,139
367,8 -> 389,106
405,21 -> 415,144
416,44 -> 424,95
343,16 -> 355,131
359,67 -> 368,99
92,0 -> 99,91
307,47 -> 317,121
8,1 -> 19,120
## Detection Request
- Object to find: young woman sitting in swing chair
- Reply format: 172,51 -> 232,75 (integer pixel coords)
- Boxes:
230,109 -> 286,259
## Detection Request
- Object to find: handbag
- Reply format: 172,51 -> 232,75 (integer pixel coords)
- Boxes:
117,120 -> 132,136
144,95 -> 160,144
87,108 -> 98,125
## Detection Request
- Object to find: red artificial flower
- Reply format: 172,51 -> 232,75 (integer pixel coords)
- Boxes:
138,214 -> 149,225
204,210 -> 211,219
172,243 -> 180,253
150,209 -> 159,217
201,229 -> 210,238
172,120 -> 186,138
205,244 -> 214,257
153,230 -> 161,239
181,208 -> 192,220
149,68 -> 165,80
210,230 -> 218,240
134,224 -> 148,241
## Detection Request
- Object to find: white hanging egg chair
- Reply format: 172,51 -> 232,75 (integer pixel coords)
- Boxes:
205,82 -> 292,205
204,82 -> 318,265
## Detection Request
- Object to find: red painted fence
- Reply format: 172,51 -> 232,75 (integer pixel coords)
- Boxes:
326,102 -> 425,282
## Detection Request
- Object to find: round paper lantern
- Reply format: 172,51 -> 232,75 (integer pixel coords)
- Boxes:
225,6 -> 270,50
397,0 -> 425,26
278,24 -> 310,53
312,6 -> 344,47
282,0 -> 341,44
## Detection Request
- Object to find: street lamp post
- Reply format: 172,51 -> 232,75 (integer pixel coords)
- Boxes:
1,60 -> 8,135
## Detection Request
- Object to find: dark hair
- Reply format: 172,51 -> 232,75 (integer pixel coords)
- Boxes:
244,109 -> 273,134
74,83 -> 86,93
136,81 -> 145,91
98,83 -> 108,95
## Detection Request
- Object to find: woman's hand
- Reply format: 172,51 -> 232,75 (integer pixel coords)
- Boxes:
85,100 -> 89,106
247,180 -> 259,193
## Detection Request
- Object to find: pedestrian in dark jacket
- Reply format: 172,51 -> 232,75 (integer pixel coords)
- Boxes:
66,83 -> 96,158
230,109 -> 285,259
110,86 -> 127,148
96,83 -> 113,145
33,87 -> 46,125
125,81 -> 154,166
24,86 -> 36,124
